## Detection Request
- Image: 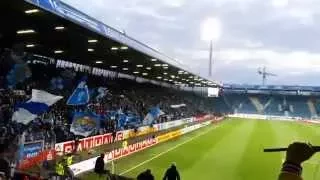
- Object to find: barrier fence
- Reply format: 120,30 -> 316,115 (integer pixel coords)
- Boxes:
17,116 -> 198,170
69,120 -> 214,176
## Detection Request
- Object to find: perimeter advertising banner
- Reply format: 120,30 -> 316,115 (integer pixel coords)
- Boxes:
68,120 -> 213,176
55,117 -> 193,155
55,131 -> 126,156
18,140 -> 56,170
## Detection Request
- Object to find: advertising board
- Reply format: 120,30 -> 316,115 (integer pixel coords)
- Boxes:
69,120 -> 213,176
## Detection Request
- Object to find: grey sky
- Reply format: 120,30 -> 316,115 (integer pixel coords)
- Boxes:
62,0 -> 320,86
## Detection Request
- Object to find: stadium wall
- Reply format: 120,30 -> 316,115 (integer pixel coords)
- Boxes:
17,116 -> 204,170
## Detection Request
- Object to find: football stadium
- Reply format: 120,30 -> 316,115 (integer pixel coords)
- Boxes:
1,0 -> 320,180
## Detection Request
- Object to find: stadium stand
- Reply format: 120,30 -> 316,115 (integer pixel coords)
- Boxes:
0,0 -> 221,178
214,86 -> 320,119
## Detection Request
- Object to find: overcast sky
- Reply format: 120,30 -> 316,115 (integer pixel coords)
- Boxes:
62,0 -> 320,86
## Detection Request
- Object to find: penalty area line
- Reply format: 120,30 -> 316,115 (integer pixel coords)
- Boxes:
119,124 -> 219,175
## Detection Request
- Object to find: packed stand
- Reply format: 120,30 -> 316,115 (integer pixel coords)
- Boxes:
0,44 -> 214,149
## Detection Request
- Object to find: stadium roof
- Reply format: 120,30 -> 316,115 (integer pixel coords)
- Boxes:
0,0 -> 219,87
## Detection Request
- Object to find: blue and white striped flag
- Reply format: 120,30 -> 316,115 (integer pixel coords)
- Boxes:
12,89 -> 63,124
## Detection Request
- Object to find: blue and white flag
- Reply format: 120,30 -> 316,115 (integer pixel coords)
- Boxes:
95,87 -> 108,102
6,63 -> 32,88
50,77 -> 64,90
70,112 -> 100,137
143,107 -> 165,125
67,80 -> 89,105
12,89 -> 63,124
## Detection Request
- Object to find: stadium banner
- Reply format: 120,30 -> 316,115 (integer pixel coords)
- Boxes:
156,130 -> 182,143
154,117 -> 193,131
228,113 -> 301,121
55,130 -> 127,156
194,114 -> 212,122
128,125 -> 158,138
68,120 -> 214,176
18,140 -> 56,170
69,138 -> 158,176
55,117 -> 193,155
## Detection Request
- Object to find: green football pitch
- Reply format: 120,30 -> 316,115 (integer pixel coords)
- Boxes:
80,118 -> 320,180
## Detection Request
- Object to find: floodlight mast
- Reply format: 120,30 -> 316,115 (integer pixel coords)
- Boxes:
201,17 -> 222,77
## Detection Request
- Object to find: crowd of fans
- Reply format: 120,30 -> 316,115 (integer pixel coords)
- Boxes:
0,45 -> 214,159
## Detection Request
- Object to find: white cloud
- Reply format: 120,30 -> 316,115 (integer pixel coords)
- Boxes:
61,0 -> 320,85
271,0 -> 289,8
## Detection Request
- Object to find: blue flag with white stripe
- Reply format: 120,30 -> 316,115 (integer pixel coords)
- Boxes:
12,89 -> 63,124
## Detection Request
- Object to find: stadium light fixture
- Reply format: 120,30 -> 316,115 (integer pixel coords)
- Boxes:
122,68 -> 128,71
88,48 -> 94,52
157,76 -> 162,79
182,78 -> 186,81
169,79 -> 173,82
55,26 -> 65,30
146,67 -> 152,70
164,78 -> 168,81
25,9 -> 39,14
120,46 -> 128,50
201,17 -> 222,42
133,71 -> 139,74
163,67 -> 169,69
162,64 -> 169,67
142,73 -> 148,76
184,72 -> 189,74
163,72 -> 168,75
170,75 -> 175,79
136,65 -> 143,68
151,58 -> 157,62
54,50 -> 63,54
26,44 -> 35,48
123,59 -> 129,63
154,64 -> 161,67
110,66 -> 117,68
16,29 -> 35,34
88,39 -> 98,43
95,61 -> 103,64
111,47 -> 119,51
189,76 -> 193,78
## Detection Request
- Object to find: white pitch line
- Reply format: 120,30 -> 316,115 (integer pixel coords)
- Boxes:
120,125 -> 219,175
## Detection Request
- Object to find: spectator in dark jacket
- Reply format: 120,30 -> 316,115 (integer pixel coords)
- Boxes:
94,154 -> 107,175
137,169 -> 154,180
163,164 -> 180,180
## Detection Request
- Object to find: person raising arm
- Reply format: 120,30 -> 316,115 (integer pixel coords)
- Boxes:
279,142 -> 315,180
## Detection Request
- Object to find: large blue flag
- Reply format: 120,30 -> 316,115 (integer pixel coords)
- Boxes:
12,89 -> 63,124
70,112 -> 100,137
67,80 -> 90,105
143,106 -> 165,125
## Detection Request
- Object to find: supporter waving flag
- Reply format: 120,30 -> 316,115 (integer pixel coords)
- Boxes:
95,87 -> 108,102
70,112 -> 100,137
67,79 -> 90,105
143,106 -> 165,125
12,90 -> 63,124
